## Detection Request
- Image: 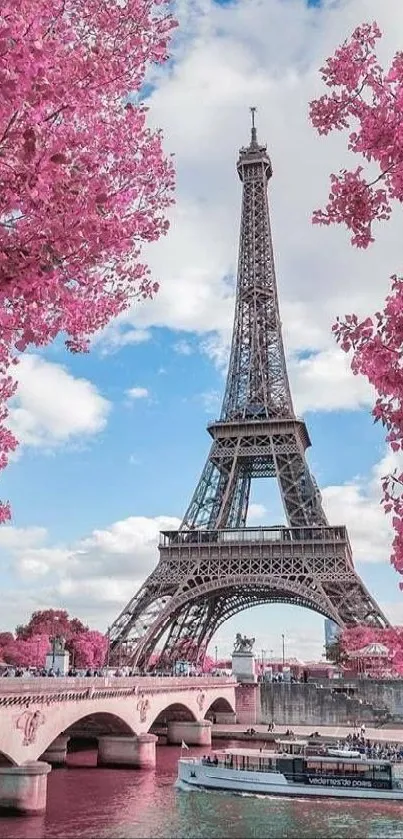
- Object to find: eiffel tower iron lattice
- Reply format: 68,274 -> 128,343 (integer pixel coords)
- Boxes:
109,109 -> 389,669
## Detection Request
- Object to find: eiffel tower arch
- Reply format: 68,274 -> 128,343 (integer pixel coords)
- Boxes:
109,110 -> 389,669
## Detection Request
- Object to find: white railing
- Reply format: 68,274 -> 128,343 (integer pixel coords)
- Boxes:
159,525 -> 349,548
0,675 -> 235,694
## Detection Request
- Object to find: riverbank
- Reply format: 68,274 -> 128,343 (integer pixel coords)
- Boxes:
212,723 -> 403,744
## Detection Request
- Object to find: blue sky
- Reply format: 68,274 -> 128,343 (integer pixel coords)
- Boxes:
1,0 -> 402,662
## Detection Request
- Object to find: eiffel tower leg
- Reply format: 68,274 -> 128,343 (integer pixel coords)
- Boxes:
228,475 -> 250,528
273,434 -> 328,527
159,601 -> 210,665
108,566 -> 175,662
180,459 -> 223,530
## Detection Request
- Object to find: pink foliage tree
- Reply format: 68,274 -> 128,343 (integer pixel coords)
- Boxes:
1,633 -> 50,667
201,655 -> 215,673
69,630 -> 108,669
16,608 -> 86,641
310,22 -> 403,578
2,608 -> 108,668
0,0 -> 176,519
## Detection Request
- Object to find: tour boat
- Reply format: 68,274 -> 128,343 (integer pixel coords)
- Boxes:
176,740 -> 403,801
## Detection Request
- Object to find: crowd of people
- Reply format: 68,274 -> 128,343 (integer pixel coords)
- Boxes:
0,665 -> 220,678
339,729 -> 403,763
2,666 -> 119,678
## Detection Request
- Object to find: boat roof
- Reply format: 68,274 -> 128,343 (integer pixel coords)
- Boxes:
210,748 -> 392,766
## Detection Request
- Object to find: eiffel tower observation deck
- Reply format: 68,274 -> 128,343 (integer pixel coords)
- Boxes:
109,109 -> 389,669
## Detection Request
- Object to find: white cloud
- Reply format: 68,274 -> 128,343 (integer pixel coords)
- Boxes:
17,548 -> 72,578
9,354 -> 110,448
7,515 -> 197,586
289,349 -> 375,413
173,340 -> 194,356
322,450 -> 403,564
197,389 -> 221,414
248,503 -> 267,522
125,386 -> 150,400
0,525 -> 46,551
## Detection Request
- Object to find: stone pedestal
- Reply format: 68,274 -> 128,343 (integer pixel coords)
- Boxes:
0,761 -> 51,815
97,734 -> 157,769
45,650 -> 70,675
40,735 -> 70,767
232,651 -> 256,683
167,720 -> 212,747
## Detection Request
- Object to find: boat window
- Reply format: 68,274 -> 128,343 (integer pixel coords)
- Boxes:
373,765 -> 391,780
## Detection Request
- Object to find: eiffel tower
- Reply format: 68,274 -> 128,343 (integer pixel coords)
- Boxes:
109,109 -> 389,668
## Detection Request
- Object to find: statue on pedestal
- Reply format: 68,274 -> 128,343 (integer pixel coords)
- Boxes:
53,636 -> 66,654
233,633 -> 255,653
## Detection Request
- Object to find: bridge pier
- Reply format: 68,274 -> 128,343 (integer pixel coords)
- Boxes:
40,734 -> 70,767
97,734 -> 157,769
0,761 -> 51,815
167,720 -> 212,747
235,683 -> 259,725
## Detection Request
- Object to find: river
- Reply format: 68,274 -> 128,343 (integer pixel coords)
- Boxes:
1,741 -> 403,839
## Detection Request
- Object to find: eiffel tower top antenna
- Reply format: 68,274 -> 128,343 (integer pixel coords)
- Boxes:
250,105 -> 257,145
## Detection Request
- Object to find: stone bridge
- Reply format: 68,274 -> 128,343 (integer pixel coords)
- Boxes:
0,676 -> 237,815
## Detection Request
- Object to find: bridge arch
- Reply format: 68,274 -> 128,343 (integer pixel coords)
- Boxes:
0,750 -> 17,767
148,701 -> 197,733
204,696 -> 234,722
65,711 -> 135,741
31,702 -> 138,764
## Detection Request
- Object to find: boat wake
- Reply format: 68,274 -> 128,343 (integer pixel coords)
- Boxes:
175,782 -> 308,803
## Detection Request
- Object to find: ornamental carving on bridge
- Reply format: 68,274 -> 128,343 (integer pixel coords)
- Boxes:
136,694 -> 150,723
196,691 -> 206,712
15,709 -> 45,746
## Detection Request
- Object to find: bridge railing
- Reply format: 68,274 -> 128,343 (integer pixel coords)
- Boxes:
0,675 -> 236,695
159,525 -> 350,548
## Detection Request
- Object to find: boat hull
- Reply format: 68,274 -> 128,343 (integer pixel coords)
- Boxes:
177,760 -> 403,802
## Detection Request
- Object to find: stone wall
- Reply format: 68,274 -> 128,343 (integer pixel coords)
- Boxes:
345,680 -> 403,719
236,684 -> 261,725
259,682 -> 392,727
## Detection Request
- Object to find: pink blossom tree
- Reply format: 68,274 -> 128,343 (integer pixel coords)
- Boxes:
1,634 -> 50,667
69,630 -> 108,669
6,608 -> 108,668
0,0 -> 176,519
16,608 -> 86,641
201,654 -> 215,673
310,22 -> 403,578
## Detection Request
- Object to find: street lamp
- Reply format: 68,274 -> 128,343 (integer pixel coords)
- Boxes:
215,645 -> 218,664
106,626 -> 111,668
282,634 -> 285,667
